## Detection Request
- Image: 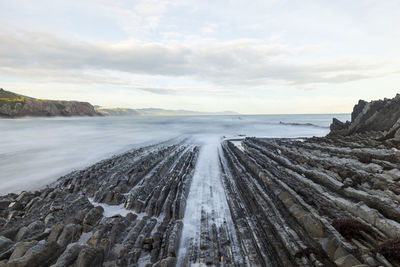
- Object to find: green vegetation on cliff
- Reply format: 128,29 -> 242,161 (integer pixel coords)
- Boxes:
0,88 -> 27,110
0,88 -> 22,99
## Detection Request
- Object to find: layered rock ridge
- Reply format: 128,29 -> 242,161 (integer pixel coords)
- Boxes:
0,140 -> 200,266
1,135 -> 399,266
329,94 -> 400,142
221,136 -> 400,266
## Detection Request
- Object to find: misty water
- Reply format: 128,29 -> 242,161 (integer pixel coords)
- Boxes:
0,114 -> 350,194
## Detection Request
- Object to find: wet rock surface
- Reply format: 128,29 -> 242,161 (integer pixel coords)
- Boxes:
1,131 -> 400,265
219,135 -> 400,266
0,140 -> 199,266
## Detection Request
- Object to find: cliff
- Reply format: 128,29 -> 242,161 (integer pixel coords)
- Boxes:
330,94 -> 400,141
0,88 -> 101,118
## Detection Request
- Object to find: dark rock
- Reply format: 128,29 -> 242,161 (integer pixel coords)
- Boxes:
56,224 -> 82,247
0,229 -> 19,242
153,256 -> 176,267
8,241 -> 38,261
14,227 -> 28,242
82,206 -> 104,232
330,118 -> 350,134
0,200 -> 11,210
44,213 -> 55,227
352,99 -> 368,122
7,240 -> 62,267
0,236 -> 13,253
75,246 -> 104,267
51,243 -> 84,267
8,202 -> 23,211
329,94 -> 400,140
48,223 -> 64,243
343,178 -> 353,187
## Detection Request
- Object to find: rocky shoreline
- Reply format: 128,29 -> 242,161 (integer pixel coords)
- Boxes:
1,95 -> 400,266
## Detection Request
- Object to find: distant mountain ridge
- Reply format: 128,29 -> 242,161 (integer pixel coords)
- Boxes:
0,89 -> 101,118
0,89 -> 239,118
96,106 -> 240,116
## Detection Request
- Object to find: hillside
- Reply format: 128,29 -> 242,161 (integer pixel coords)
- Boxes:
96,106 -> 239,116
0,88 -> 101,118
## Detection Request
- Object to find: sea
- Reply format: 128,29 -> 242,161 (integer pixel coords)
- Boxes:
0,114 -> 350,194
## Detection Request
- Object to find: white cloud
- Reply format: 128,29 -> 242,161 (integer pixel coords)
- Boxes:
0,29 -> 394,92
1,0 -> 400,112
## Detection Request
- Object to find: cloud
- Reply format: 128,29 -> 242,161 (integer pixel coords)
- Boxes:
0,65 -> 235,96
0,29 -> 395,91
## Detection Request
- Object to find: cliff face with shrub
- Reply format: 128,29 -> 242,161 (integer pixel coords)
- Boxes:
0,89 -> 101,118
330,94 -> 400,141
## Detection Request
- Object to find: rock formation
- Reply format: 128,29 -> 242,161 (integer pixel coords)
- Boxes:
1,134 -> 399,266
221,136 -> 400,266
1,95 -> 400,266
0,141 -> 199,266
0,89 -> 101,118
330,94 -> 400,141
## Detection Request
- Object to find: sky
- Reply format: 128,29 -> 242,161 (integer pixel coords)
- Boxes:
0,0 -> 399,114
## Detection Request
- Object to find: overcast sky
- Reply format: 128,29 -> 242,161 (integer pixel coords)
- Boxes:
1,0 -> 399,114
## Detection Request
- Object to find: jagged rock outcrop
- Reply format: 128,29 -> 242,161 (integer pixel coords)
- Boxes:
0,88 -> 101,118
330,118 -> 351,135
330,94 -> 400,140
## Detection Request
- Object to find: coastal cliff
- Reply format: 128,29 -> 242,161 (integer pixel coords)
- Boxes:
0,89 -> 101,118
330,94 -> 400,141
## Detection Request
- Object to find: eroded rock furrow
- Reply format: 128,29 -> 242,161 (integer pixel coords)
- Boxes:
177,139 -> 245,266
221,136 -> 400,266
1,130 -> 400,266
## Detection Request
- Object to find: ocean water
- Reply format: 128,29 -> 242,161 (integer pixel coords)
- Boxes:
0,114 -> 350,194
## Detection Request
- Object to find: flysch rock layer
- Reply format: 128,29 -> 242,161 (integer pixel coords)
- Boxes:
0,139 -> 200,266
221,136 -> 400,266
1,134 -> 399,266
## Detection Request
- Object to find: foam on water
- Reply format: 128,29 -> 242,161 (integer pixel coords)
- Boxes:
88,198 -> 145,218
177,134 -> 243,265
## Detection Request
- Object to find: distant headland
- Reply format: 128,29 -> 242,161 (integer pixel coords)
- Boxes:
0,88 -> 101,118
0,88 -> 239,118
